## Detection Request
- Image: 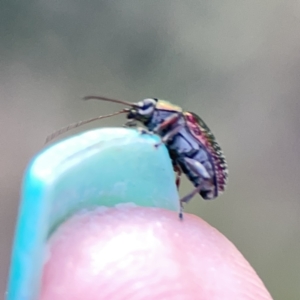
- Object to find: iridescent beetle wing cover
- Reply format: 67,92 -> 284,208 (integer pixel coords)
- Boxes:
156,100 -> 183,113
184,111 -> 228,195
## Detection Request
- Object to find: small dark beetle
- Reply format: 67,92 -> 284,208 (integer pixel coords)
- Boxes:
47,96 -> 228,218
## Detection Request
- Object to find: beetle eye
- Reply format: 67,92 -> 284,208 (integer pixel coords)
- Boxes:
138,98 -> 157,116
143,98 -> 157,106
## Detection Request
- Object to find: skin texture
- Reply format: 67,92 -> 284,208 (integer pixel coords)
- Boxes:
40,206 -> 273,300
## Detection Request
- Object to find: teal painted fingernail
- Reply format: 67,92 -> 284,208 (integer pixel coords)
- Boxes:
7,127 -> 179,300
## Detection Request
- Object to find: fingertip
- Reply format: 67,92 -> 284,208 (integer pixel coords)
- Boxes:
41,206 -> 272,300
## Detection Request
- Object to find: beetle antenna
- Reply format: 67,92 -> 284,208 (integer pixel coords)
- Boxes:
45,109 -> 128,144
83,95 -> 138,107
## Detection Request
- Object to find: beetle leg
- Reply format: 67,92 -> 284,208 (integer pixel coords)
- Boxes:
179,184 -> 203,219
154,124 -> 183,148
180,185 -> 202,205
172,163 -> 184,219
176,176 -> 181,189
124,119 -> 137,128
179,201 -> 185,220
173,164 -> 182,190
183,157 -> 210,179
178,159 -> 212,219
135,127 -> 155,136
153,112 -> 181,134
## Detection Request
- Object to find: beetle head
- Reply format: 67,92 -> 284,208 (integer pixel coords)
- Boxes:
127,98 -> 158,123
45,96 -> 159,143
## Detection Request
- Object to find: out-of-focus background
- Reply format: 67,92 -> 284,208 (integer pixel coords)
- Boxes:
1,1 -> 300,299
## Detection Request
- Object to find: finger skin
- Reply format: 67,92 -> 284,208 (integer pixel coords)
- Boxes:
40,206 -> 273,300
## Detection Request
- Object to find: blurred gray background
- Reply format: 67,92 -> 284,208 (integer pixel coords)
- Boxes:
1,1 -> 300,299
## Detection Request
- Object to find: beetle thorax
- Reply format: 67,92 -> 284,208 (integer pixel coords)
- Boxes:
144,109 -> 176,131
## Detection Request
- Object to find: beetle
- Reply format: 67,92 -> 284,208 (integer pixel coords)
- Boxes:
46,96 -> 228,218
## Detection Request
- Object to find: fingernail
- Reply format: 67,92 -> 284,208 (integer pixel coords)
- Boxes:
7,128 -> 178,300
